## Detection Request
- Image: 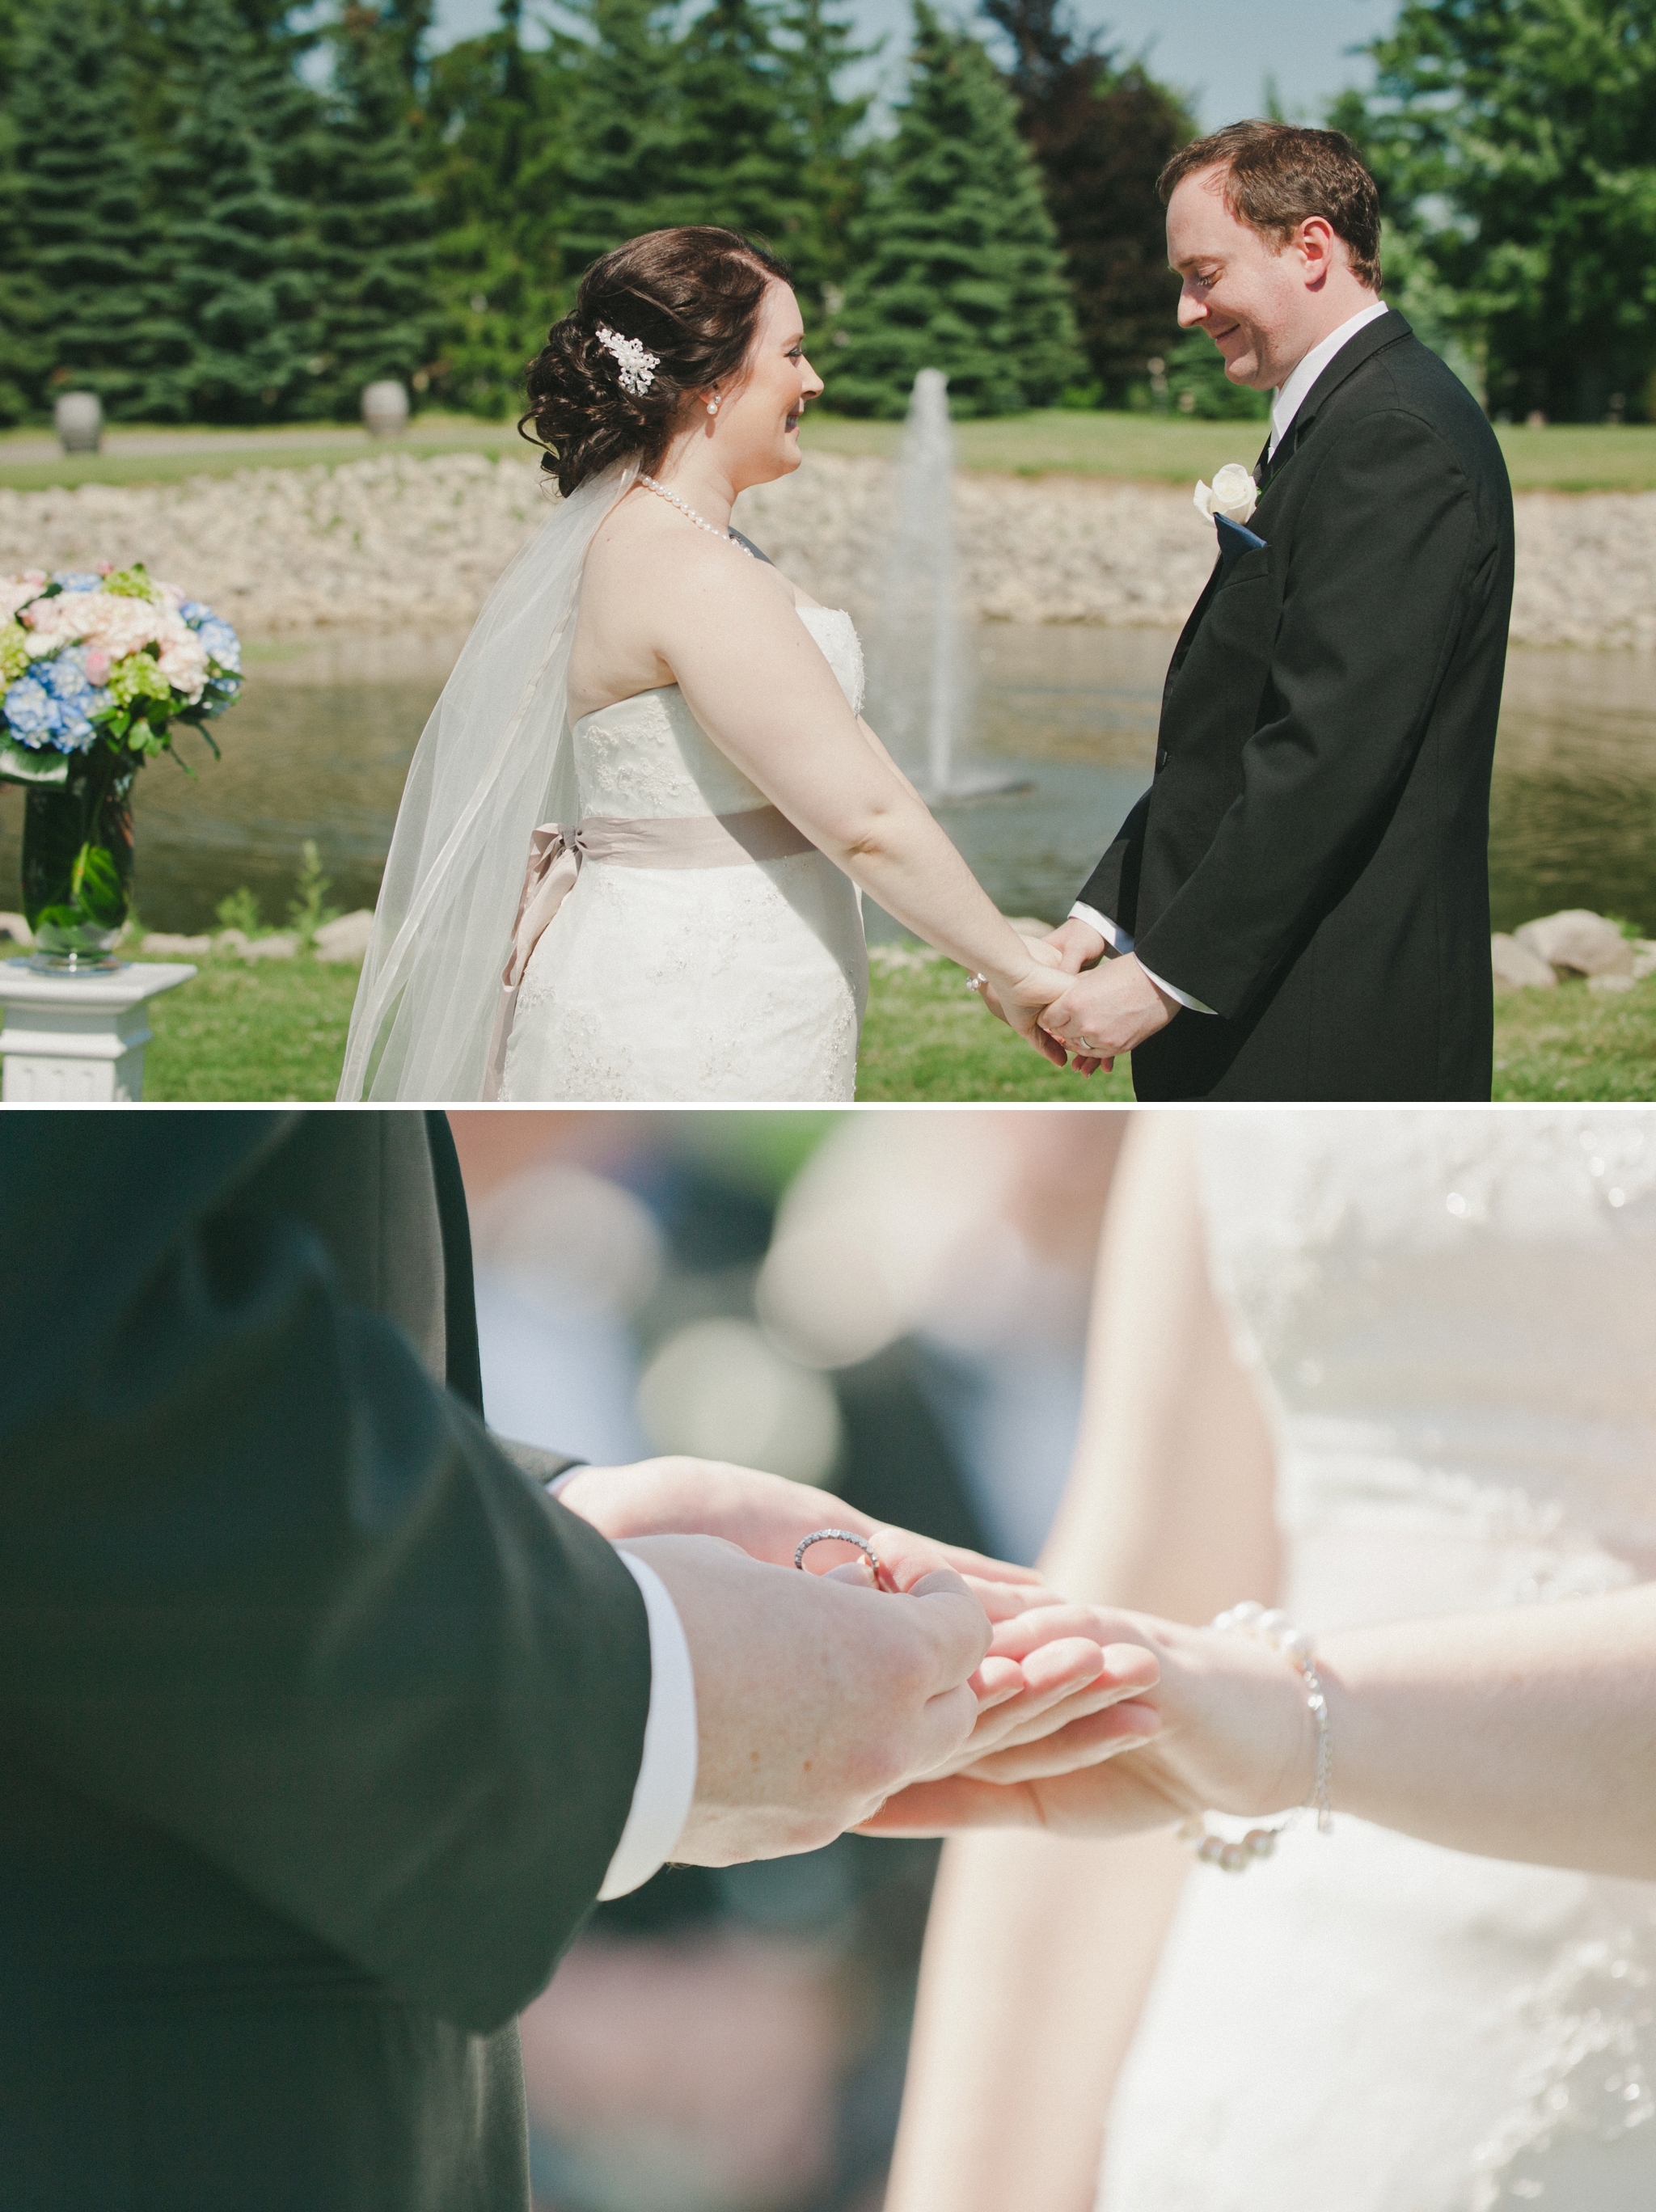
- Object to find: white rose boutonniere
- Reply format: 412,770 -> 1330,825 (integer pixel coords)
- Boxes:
1193,462 -> 1260,527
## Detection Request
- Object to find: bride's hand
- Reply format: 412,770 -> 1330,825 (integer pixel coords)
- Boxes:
858,1605 -> 1312,1839
977,953 -> 1075,1067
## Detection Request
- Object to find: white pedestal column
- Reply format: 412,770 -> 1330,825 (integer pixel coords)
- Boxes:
0,960 -> 197,1101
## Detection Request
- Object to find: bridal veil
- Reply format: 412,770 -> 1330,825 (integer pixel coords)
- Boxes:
338,459 -> 635,1101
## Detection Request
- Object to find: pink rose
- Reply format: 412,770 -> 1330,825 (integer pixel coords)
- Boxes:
85,648 -> 110,685
95,560 -> 114,577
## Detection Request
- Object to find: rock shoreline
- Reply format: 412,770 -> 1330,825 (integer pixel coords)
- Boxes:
2,449 -> 1654,648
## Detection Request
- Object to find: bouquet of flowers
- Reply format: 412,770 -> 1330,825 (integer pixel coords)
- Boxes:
0,563 -> 241,967
0,561 -> 241,786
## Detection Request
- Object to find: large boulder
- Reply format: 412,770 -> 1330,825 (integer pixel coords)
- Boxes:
314,909 -> 375,964
1491,933 -> 1557,990
1513,909 -> 1634,979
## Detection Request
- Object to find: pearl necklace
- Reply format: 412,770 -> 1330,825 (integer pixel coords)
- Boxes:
636,471 -> 754,556
1178,1600 -> 1333,1873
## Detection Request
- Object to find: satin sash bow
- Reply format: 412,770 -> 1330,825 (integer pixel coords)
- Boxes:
484,803 -> 817,1096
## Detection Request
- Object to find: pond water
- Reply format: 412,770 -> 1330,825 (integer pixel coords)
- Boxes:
2,626 -> 1653,943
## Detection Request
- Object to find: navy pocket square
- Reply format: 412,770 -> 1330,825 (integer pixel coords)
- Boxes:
1215,511 -> 1267,579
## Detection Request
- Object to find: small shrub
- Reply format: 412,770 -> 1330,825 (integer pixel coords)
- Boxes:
286,840 -> 340,948
215,885 -> 262,935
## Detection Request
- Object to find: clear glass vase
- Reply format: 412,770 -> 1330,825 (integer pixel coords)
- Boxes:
22,741 -> 137,970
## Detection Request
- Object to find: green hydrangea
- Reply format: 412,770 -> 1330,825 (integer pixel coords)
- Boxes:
102,564 -> 159,603
107,650 -> 171,707
0,623 -> 29,683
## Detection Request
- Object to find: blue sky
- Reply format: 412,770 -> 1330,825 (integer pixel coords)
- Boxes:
429,0 -> 1394,132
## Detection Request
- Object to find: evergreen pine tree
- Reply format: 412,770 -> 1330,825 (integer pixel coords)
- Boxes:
982,0 -> 1192,403
303,1 -> 438,420
670,0 -> 809,251
0,0 -> 171,420
832,2 -> 1082,416
147,0 -> 315,420
423,0 -> 576,415
775,0 -> 873,318
557,0 -> 688,271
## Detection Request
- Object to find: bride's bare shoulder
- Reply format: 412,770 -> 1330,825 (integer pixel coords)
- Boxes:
585,492 -> 798,623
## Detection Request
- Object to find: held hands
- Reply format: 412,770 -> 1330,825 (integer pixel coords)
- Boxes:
560,1460 -> 1165,1847
968,922 -> 1178,1075
1037,952 -> 1177,1074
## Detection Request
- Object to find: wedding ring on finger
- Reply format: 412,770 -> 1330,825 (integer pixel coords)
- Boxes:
794,1528 -> 892,1590
1077,1034 -> 1094,1051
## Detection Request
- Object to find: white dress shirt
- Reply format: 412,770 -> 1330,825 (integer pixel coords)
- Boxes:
547,1471 -> 699,1901
1068,298 -> 1390,1012
1267,298 -> 1389,460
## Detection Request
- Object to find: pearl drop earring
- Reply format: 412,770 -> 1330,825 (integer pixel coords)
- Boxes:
706,395 -> 720,416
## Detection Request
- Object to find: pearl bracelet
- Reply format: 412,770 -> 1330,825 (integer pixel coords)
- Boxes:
1177,1600 -> 1333,1874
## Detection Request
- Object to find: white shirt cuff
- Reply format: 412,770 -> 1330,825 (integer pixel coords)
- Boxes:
598,1551 -> 698,1901
1067,902 -> 1216,1015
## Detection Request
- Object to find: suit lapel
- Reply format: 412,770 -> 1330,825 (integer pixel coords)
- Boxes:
425,1109 -> 485,1415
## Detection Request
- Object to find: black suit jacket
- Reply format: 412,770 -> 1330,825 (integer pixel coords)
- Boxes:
1079,310 -> 1514,1100
0,1110 -> 651,2210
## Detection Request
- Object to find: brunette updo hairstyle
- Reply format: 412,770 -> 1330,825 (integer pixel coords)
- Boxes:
521,226 -> 795,496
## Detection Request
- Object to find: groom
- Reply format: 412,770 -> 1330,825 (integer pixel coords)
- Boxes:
0,1110 -> 999,2211
1037,122 -> 1514,1100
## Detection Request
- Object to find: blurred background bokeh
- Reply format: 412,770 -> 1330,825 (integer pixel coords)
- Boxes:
449,1108 -> 1127,2212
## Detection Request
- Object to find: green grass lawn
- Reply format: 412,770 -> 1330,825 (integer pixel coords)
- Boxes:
803,410 -> 1656,492
140,953 -> 364,1101
72,942 -> 1654,1102
0,416 -> 526,494
1490,977 -> 1656,1100
8,409 -> 1656,495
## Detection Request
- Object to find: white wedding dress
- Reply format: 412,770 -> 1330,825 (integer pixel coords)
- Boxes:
498,606 -> 868,1102
1100,1111 -> 1656,2212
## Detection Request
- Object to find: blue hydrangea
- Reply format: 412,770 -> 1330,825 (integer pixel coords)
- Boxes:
50,572 -> 103,594
43,647 -> 98,705
40,648 -> 101,748
3,675 -> 62,746
195,617 -> 241,673
178,600 -> 209,624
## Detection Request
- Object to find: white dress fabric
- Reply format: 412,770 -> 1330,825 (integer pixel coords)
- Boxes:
498,606 -> 868,1102
1099,1111 -> 1656,2212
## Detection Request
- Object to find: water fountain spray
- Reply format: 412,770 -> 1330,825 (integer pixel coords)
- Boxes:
869,369 -> 1025,803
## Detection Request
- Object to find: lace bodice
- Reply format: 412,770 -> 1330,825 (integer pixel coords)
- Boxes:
569,606 -> 864,821
1198,1112 -> 1656,1618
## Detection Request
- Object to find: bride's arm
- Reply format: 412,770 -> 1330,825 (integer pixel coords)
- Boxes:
896,1581 -> 1656,1885
883,1117 -> 1282,2212
649,547 -> 1062,1022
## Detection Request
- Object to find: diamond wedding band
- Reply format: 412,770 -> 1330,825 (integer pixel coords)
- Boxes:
794,1528 -> 889,1588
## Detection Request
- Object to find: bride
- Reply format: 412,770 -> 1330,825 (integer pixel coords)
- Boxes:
870,1109 -> 1656,2212
339,226 -> 1066,1101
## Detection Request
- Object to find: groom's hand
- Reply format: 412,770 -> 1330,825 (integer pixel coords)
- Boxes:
619,1534 -> 992,1864
1042,917 -> 1108,974
1038,952 -> 1177,1070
